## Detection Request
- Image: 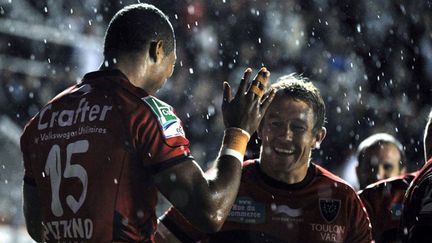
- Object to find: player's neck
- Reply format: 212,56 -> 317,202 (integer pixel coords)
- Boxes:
99,59 -> 156,95
260,160 -> 309,184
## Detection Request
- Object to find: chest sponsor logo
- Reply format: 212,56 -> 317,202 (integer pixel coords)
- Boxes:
271,204 -> 304,223
319,199 -> 341,223
143,96 -> 185,138
227,197 -> 265,224
274,205 -> 302,217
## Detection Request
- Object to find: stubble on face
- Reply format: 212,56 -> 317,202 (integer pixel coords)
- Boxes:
259,97 -> 318,184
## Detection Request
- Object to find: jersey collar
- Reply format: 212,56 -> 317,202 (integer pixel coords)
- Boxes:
254,160 -> 316,190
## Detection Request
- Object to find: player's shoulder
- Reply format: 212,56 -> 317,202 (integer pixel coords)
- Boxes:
242,159 -> 258,174
409,161 -> 432,195
314,163 -> 356,192
314,163 -> 348,184
142,96 -> 174,113
242,159 -> 256,168
415,159 -> 432,183
240,159 -> 261,183
361,173 -> 414,196
141,96 -> 186,138
22,84 -> 77,132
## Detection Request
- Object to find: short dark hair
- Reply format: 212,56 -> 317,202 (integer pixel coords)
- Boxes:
103,3 -> 175,58
356,133 -> 405,167
271,74 -> 326,134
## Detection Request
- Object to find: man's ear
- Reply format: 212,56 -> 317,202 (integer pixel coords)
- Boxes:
149,40 -> 164,63
400,166 -> 407,175
313,127 -> 326,149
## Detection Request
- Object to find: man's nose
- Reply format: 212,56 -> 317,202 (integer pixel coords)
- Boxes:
369,166 -> 380,181
283,126 -> 293,141
376,165 -> 386,180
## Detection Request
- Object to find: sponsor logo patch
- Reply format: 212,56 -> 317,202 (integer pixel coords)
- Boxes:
271,204 -> 304,223
273,204 -> 302,217
227,197 -> 266,224
143,96 -> 185,139
319,199 -> 341,223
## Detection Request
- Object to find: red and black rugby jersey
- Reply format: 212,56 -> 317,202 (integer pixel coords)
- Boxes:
21,70 -> 192,242
358,172 -> 416,242
401,158 -> 432,242
161,160 -> 372,243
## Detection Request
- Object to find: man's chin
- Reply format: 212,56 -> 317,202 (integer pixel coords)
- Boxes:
271,157 -> 296,169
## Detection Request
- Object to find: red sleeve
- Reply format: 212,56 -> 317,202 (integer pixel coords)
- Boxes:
347,191 -> 373,243
160,207 -> 208,242
133,96 -> 192,171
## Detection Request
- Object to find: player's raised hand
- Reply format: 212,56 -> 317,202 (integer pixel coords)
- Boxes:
222,67 -> 275,135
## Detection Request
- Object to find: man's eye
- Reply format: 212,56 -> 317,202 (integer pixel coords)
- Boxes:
292,126 -> 305,131
383,164 -> 394,171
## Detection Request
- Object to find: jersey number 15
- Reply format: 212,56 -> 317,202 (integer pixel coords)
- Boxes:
45,140 -> 89,217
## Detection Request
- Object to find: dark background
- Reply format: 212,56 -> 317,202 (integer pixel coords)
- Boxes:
0,0 -> 431,241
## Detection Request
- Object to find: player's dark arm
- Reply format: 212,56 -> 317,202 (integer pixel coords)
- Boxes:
154,68 -> 274,233
23,182 -> 44,242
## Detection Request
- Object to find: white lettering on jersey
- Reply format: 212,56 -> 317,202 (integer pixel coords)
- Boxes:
38,98 -> 112,130
44,218 -> 93,240
310,223 -> 345,242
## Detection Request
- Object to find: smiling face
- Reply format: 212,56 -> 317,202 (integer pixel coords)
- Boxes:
258,95 -> 325,182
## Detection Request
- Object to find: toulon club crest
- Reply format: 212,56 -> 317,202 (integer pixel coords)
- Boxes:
319,199 -> 341,223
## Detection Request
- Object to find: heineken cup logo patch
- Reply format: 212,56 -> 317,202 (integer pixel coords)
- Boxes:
143,96 -> 185,138
319,199 -> 341,223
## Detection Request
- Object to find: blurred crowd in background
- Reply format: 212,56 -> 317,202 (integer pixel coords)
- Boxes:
0,0 -> 431,241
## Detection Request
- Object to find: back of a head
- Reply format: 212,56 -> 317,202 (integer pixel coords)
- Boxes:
103,3 -> 175,60
271,74 -> 326,134
356,133 -> 405,167
424,110 -> 432,162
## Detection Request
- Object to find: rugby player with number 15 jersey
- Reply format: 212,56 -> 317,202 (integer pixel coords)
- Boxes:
20,3 -> 275,242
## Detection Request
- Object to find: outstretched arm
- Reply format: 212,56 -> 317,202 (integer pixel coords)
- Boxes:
154,68 -> 274,232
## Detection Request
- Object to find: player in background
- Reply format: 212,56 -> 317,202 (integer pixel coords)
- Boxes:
401,109 -> 432,243
155,74 -> 372,243
356,133 -> 411,242
358,168 -> 417,242
21,3 -> 275,242
356,133 -> 406,190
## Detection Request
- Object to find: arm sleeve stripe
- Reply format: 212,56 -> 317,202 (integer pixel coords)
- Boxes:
161,214 -> 198,243
23,176 -> 36,186
151,154 -> 194,174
